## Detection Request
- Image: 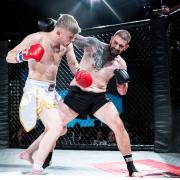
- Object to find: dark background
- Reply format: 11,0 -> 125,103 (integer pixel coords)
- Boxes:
0,0 -> 180,152
1,0 -> 179,38
0,0 -> 156,39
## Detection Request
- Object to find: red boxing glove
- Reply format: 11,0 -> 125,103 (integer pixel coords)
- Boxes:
75,70 -> 93,88
16,44 -> 44,63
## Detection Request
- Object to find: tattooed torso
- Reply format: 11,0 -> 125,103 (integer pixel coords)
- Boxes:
71,34 -> 127,93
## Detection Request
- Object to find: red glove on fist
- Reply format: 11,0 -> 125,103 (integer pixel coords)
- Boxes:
75,70 -> 93,88
16,44 -> 44,63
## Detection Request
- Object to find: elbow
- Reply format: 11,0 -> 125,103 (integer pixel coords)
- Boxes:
6,56 -> 11,63
6,52 -> 11,63
6,57 -> 13,63
6,53 -> 16,63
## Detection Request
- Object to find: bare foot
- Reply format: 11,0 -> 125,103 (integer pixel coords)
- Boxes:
31,168 -> 46,175
19,151 -> 34,164
131,171 -> 144,177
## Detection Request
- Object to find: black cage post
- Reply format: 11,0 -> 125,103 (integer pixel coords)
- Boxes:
151,15 -> 172,153
0,41 -> 9,148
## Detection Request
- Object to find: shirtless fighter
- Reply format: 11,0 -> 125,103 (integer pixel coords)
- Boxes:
58,30 -> 143,177
6,14 -> 92,174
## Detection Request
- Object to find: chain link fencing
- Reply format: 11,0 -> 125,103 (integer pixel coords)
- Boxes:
8,19 -> 154,150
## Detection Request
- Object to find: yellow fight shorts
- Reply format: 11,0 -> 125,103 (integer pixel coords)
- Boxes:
19,78 -> 62,132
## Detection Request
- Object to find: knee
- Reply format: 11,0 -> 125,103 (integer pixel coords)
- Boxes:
112,120 -> 125,133
60,126 -> 68,136
48,124 -> 65,137
56,125 -> 65,136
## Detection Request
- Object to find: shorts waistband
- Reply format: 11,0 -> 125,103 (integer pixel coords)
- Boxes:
69,86 -> 104,95
25,78 -> 56,91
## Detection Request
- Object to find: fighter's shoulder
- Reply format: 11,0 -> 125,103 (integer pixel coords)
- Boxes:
93,37 -> 105,45
103,43 -> 109,48
84,35 -> 104,46
24,32 -> 44,43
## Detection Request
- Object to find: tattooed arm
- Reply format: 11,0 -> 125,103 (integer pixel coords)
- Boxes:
74,34 -> 100,49
115,56 -> 129,96
74,34 -> 108,70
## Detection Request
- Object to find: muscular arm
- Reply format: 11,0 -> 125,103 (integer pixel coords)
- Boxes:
66,43 -> 80,75
6,34 -> 39,63
74,34 -> 99,49
114,56 -> 129,96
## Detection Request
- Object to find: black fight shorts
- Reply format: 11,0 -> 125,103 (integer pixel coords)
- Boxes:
64,86 -> 110,117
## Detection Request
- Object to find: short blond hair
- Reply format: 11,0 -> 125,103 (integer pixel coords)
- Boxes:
56,14 -> 81,34
114,30 -> 131,43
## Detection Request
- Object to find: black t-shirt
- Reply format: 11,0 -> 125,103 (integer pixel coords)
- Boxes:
164,0 -> 180,8
150,0 -> 179,9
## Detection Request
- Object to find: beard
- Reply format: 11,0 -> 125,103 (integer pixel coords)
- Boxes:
109,47 -> 121,57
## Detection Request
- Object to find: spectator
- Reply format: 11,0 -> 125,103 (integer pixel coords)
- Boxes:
107,130 -> 116,145
93,130 -> 107,145
161,0 -> 180,14
149,0 -> 180,16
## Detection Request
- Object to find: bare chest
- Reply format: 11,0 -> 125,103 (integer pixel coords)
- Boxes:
42,45 -> 67,65
98,61 -> 117,75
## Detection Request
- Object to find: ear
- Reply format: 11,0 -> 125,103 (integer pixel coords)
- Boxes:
124,44 -> 129,51
110,36 -> 114,43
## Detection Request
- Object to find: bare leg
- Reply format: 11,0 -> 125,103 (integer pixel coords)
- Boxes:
32,103 -> 77,173
94,102 -> 132,155
33,126 -> 67,164
94,102 -> 143,177
20,121 -> 68,167
34,129 -> 60,166
19,119 -> 68,165
42,126 -> 68,169
19,132 -> 45,164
